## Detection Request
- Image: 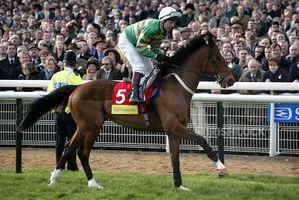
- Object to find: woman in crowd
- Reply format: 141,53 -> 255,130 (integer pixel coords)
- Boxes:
39,56 -> 59,80
17,62 -> 40,91
82,57 -> 100,80
223,50 -> 242,81
37,49 -> 50,72
104,48 -> 128,78
53,40 -> 66,63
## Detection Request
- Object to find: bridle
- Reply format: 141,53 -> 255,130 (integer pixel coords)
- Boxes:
166,37 -> 232,85
203,37 -> 232,84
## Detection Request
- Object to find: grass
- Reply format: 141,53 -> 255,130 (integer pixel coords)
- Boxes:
0,168 -> 299,200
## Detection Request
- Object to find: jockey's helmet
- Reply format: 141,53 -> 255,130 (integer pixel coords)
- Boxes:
158,7 -> 181,22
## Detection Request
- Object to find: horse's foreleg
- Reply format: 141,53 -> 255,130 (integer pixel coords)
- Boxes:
49,128 -> 82,186
195,133 -> 227,175
168,135 -> 190,191
173,124 -> 228,177
77,128 -> 103,189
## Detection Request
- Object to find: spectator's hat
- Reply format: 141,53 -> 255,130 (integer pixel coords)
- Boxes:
92,23 -> 101,34
185,3 -> 195,10
67,43 -> 80,50
231,22 -> 242,29
201,22 -> 209,28
104,48 -> 121,63
179,27 -> 192,33
87,57 -> 100,69
93,39 -> 106,47
13,15 -> 21,21
33,4 -> 43,12
198,1 -> 206,6
28,44 -> 39,51
63,50 -> 77,66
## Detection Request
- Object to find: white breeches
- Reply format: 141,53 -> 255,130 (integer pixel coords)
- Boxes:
118,32 -> 154,75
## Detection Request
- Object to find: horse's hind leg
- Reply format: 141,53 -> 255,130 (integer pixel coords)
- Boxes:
49,128 -> 83,186
77,125 -> 104,189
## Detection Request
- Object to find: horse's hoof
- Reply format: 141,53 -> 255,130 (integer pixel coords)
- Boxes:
88,178 -> 104,189
48,180 -> 57,187
218,168 -> 229,178
89,184 -> 104,189
178,185 -> 190,191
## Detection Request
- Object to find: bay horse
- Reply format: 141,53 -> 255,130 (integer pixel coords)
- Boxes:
18,33 -> 235,191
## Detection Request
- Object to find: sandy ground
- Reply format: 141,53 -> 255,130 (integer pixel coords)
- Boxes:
0,148 -> 299,176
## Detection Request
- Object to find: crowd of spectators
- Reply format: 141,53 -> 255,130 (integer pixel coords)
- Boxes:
0,0 -> 298,93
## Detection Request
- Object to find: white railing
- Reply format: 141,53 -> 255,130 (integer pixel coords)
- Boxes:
0,81 -> 299,157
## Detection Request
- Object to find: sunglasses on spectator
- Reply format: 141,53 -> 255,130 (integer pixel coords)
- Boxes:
102,63 -> 110,65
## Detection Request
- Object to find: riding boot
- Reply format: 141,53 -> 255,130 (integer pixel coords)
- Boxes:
130,72 -> 145,104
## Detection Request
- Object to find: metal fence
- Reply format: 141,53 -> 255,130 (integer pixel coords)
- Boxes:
0,99 -> 298,155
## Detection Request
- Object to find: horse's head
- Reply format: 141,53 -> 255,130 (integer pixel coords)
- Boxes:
167,32 -> 235,88
200,33 -> 235,88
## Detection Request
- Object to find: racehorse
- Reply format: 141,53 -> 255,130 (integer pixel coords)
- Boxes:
18,33 -> 235,191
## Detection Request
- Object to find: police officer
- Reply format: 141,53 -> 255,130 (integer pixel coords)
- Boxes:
47,51 -> 82,171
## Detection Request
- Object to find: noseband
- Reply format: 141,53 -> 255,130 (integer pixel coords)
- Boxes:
204,37 -> 232,84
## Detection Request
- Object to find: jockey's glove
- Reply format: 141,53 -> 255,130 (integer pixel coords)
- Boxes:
155,54 -> 169,62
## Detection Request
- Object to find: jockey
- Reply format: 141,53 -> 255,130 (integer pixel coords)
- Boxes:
118,7 -> 181,104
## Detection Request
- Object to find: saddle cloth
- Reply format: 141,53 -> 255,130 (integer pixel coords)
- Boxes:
111,81 -> 160,114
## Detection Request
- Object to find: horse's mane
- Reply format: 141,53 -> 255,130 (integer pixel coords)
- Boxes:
157,33 -> 216,78
169,35 -> 206,65
157,33 -> 215,70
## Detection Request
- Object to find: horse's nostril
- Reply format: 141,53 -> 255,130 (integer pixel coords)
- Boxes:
228,79 -> 235,87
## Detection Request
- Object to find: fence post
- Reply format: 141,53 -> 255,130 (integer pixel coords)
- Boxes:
217,102 -> 224,164
269,102 -> 277,157
16,98 -> 23,173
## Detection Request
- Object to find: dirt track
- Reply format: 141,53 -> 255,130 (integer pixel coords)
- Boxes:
0,148 -> 299,176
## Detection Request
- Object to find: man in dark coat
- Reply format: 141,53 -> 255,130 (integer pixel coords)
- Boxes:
96,56 -> 122,80
0,43 -> 21,79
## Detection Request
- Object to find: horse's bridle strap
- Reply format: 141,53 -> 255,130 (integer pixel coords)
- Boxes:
165,73 -> 195,95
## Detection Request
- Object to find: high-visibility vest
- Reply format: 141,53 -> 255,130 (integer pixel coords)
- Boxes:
47,68 -> 82,113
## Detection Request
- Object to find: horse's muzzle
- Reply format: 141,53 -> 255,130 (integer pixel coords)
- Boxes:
227,79 -> 235,87
220,79 -> 235,88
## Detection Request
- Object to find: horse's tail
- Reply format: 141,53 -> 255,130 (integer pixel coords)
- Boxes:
17,85 -> 79,132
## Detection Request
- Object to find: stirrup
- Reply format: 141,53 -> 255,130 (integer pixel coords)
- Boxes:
129,96 -> 145,104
